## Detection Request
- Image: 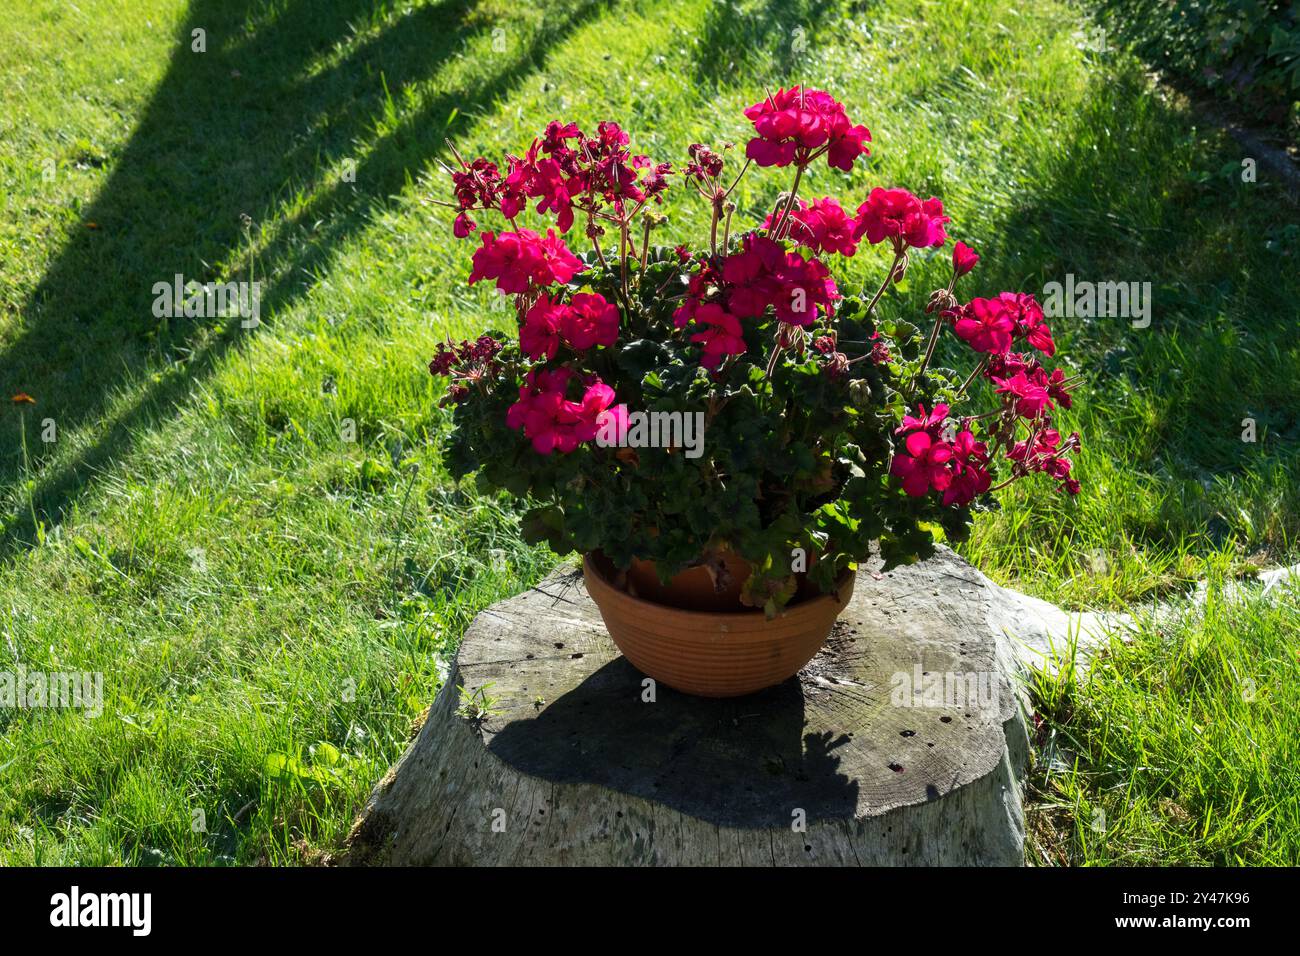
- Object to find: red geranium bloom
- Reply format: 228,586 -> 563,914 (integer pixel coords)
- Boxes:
993,369 -> 1055,418
896,402 -> 949,435
994,291 -> 1054,356
536,229 -> 584,286
594,401 -> 630,445
853,188 -> 949,250
953,297 -> 1016,355
689,303 -> 747,369
985,351 -> 1032,380
1007,428 -> 1081,494
573,382 -> 617,442
520,389 -> 584,454
506,369 -> 616,455
519,294 -> 564,360
942,429 -> 992,506
561,292 -> 620,350
1045,367 -> 1074,409
468,230 -> 540,294
772,252 -> 839,326
721,235 -> 787,318
766,197 -> 859,257
891,431 -> 954,497
468,229 -> 582,294
952,241 -> 979,277
743,87 -> 871,171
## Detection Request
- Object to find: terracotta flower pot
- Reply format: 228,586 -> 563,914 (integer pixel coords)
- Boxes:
583,552 -> 856,698
624,552 -> 752,612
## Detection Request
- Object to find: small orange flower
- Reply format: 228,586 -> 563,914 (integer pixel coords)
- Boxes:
11,393 -> 36,405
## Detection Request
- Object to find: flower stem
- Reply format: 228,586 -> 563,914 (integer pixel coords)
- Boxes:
915,316 -> 943,382
709,199 -> 721,257
639,216 -> 652,279
863,252 -> 903,319
956,356 -> 989,398
724,158 -> 752,198
765,342 -> 784,380
770,163 -> 805,239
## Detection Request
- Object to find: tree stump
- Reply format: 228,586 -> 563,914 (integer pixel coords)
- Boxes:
343,546 -> 1030,866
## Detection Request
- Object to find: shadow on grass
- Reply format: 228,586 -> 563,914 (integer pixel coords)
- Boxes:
0,0 -> 610,557
691,0 -> 851,90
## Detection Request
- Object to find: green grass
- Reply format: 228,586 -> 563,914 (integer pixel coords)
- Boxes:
0,0 -> 1296,864
1028,579 -> 1300,865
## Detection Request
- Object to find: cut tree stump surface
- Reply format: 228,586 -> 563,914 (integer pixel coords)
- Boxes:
344,545 -> 1035,866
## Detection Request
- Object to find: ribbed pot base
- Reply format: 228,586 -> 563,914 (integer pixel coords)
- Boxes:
583,553 -> 856,698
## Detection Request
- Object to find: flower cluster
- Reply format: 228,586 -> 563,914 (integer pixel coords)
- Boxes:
889,404 -> 992,506
505,368 -> 618,455
673,233 -> 839,343
854,187 -> 950,252
1007,427 -> 1082,495
468,229 -> 584,295
889,294 -> 1081,496
429,86 -> 1084,609
520,292 -> 619,359
764,197 -> 859,257
743,87 -> 871,171
449,120 -> 673,238
951,292 -> 1054,356
684,143 -> 726,183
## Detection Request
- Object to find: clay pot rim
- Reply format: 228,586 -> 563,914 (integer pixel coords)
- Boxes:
583,553 -> 855,624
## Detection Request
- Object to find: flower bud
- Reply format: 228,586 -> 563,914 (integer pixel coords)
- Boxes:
849,378 -> 873,407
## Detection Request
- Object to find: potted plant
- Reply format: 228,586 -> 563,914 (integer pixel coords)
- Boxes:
428,87 -> 1081,697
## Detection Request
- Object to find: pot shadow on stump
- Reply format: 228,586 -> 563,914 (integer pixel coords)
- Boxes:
483,656 -> 860,829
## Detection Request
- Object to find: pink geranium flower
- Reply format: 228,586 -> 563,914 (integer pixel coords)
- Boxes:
467,229 -> 583,294
891,431 -> 954,497
743,87 -> 871,171
506,369 -> 617,455
896,402 -> 949,435
717,234 -> 839,326
765,197 -> 859,256
995,292 -> 1054,356
773,252 -> 839,326
953,297 -> 1016,355
942,429 -> 992,506
952,241 -> 979,277
535,229 -> 584,286
453,212 -> 476,238
468,230 -> 540,294
993,369 -> 1055,418
521,389 -> 585,454
560,292 -> 620,350
689,303 -> 747,369
721,235 -> 787,318
506,369 -> 575,454
853,188 -> 949,250
594,402 -> 630,445
574,382 -> 617,442
1007,428 -> 1081,494
519,294 -> 564,360
1045,367 -> 1074,409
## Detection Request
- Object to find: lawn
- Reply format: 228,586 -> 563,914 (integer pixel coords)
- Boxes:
0,0 -> 1296,865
